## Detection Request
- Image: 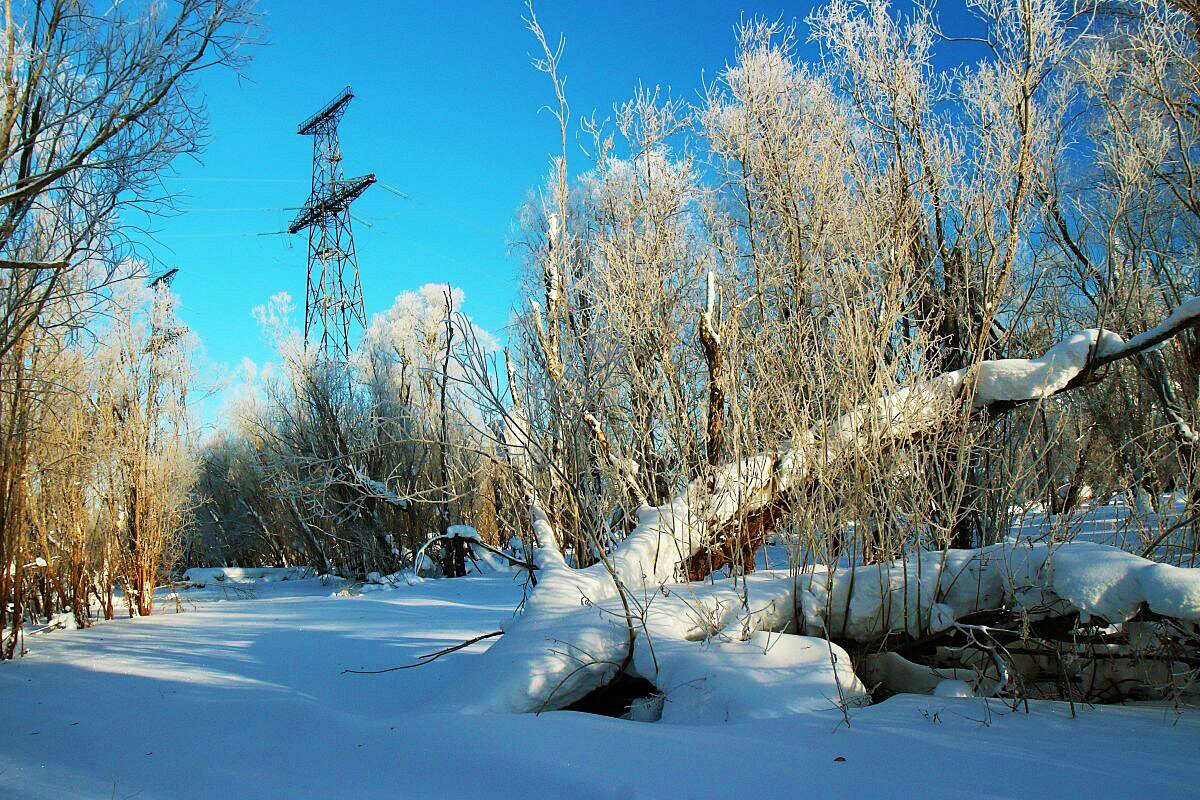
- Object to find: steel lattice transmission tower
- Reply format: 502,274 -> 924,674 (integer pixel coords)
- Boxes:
289,86 -> 376,360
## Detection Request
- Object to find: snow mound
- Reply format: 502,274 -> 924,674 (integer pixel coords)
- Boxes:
460,573 -> 868,722
636,631 -> 867,724
934,680 -> 974,698
465,539 -> 1200,719
458,602 -> 626,714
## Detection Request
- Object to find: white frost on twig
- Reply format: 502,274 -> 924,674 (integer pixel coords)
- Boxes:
349,465 -> 410,509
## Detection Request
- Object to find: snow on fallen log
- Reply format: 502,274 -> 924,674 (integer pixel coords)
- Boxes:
967,329 -> 1124,405
460,541 -> 1200,715
856,651 -> 980,696
458,568 -> 868,719
461,299 -> 1200,718
1088,296 -> 1200,366
797,541 -> 1200,644
459,600 -> 631,714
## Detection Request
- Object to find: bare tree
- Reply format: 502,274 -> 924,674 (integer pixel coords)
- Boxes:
0,0 -> 256,657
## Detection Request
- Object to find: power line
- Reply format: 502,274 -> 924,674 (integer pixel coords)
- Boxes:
157,230 -> 289,239
184,207 -> 301,212
162,176 -> 307,184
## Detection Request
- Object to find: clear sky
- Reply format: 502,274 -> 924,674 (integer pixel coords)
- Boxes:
146,0 -> 973,426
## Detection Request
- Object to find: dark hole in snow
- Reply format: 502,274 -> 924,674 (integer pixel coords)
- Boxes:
866,683 -> 896,704
563,673 -> 659,720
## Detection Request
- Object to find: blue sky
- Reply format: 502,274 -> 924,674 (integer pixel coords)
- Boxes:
146,1 -> 975,425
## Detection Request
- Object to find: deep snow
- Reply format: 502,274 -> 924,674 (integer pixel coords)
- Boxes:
1,572 -> 1197,799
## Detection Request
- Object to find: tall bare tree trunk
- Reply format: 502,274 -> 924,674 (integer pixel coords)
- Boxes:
438,287 -> 464,577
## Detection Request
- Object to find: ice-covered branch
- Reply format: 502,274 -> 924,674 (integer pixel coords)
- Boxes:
348,465 -> 411,509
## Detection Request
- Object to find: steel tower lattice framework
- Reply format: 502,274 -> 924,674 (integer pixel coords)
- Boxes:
289,86 -> 376,361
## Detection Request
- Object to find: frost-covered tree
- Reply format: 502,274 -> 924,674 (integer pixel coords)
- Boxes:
0,0 -> 256,657
194,285 -> 509,578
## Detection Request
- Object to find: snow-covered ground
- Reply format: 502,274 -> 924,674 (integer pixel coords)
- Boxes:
1012,493 -> 1193,561
1,570 -> 1197,799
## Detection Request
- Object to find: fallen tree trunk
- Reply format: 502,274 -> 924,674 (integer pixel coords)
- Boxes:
685,298 -> 1200,578
458,299 -> 1200,720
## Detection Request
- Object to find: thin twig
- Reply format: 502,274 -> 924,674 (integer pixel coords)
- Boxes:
341,629 -> 503,674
